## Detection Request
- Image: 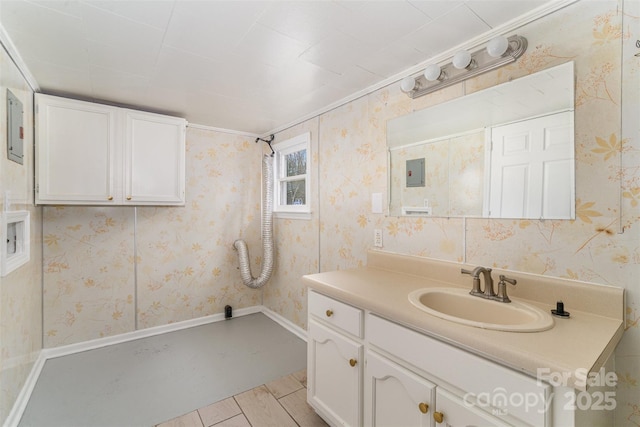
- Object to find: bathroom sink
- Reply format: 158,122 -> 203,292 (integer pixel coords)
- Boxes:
408,287 -> 554,332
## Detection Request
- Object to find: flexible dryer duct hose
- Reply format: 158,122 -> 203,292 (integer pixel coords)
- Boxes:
233,154 -> 274,289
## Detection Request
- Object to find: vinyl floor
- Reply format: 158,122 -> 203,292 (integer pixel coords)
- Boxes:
19,313 -> 307,427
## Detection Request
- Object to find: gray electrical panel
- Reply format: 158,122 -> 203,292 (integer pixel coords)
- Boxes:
7,89 -> 24,165
406,158 -> 425,187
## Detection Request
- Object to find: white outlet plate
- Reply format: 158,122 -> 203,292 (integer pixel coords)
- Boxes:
374,229 -> 383,247
2,210 -> 30,277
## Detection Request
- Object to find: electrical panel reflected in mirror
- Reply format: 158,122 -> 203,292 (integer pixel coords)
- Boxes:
387,62 -> 575,219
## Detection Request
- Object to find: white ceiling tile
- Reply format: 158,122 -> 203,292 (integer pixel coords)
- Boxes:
85,0 -> 175,29
299,31 -> 377,75
164,1 -> 272,60
142,86 -> 190,117
23,58 -> 92,95
80,3 -> 164,56
184,91 -> 277,134
234,23 -> 309,68
254,60 -> 338,105
0,0 -> 84,34
23,0 -> 84,17
6,26 -> 89,71
87,40 -> 157,77
408,1 -> 463,20
402,4 -> 492,56
258,1 -> 344,45
331,1 -> 431,48
326,65 -> 381,92
89,66 -> 150,106
171,0 -> 272,25
465,0 -> 548,28
150,46 -> 221,93
357,42 -> 427,78
163,9 -> 243,60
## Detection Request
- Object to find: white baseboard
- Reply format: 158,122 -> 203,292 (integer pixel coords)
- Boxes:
3,306 -> 306,427
260,306 -> 307,342
3,352 -> 47,427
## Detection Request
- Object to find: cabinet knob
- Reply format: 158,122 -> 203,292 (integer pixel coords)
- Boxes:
107,196 -> 113,201
349,358 -> 357,367
325,309 -> 333,317
126,196 -> 132,200
433,411 -> 444,423
418,402 -> 429,414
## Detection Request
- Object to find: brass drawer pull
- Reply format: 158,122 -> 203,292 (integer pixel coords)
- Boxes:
418,402 -> 429,414
325,309 -> 333,317
349,358 -> 357,367
433,411 -> 444,423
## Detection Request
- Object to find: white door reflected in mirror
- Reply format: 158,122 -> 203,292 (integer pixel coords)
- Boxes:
487,111 -> 575,219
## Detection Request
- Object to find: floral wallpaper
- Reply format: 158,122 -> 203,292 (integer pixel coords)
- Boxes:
42,129 -> 263,347
34,0 -> 639,425
263,118 -> 320,330
0,47 -> 42,423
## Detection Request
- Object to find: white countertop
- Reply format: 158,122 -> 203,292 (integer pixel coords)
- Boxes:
303,251 -> 624,391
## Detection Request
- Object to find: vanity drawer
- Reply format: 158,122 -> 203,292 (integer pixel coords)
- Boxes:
309,291 -> 363,338
367,313 -> 549,426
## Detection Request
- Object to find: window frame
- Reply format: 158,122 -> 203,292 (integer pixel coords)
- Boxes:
273,132 -> 311,219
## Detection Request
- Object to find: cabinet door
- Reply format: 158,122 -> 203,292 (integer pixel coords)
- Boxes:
124,110 -> 186,205
308,319 -> 362,427
364,351 -> 435,427
36,94 -> 117,204
433,388 -> 510,427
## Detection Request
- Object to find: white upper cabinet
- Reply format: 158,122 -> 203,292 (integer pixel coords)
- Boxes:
36,95 -> 117,204
124,110 -> 185,205
36,94 -> 186,206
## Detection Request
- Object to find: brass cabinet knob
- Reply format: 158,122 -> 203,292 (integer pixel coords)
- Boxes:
349,358 -> 357,367
126,196 -> 132,200
418,402 -> 429,414
107,196 -> 113,201
433,411 -> 444,423
326,309 -> 333,317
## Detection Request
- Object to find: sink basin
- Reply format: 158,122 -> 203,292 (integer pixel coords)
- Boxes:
408,287 -> 554,332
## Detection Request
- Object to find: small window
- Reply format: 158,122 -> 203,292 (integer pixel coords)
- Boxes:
273,132 -> 310,218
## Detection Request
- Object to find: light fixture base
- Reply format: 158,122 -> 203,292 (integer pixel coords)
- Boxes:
405,35 -> 528,99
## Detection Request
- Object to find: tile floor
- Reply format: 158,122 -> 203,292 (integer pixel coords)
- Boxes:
157,370 -> 328,427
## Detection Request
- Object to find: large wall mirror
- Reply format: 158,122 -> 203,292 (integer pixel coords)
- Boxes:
387,62 -> 575,219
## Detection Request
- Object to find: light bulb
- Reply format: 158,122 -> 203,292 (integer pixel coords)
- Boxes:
452,50 -> 472,70
487,36 -> 509,57
400,76 -> 416,93
424,64 -> 442,81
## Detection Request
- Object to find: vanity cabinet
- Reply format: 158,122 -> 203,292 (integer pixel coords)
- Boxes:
35,94 -> 186,206
308,291 -> 549,427
364,351 -> 435,427
307,291 -> 363,427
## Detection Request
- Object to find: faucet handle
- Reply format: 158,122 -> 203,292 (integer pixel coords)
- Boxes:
461,268 -> 483,295
499,275 -> 517,286
495,275 -> 517,303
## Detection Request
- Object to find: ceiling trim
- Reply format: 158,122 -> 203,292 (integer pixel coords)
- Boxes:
187,123 -> 260,138
262,0 -> 579,138
0,23 -> 40,92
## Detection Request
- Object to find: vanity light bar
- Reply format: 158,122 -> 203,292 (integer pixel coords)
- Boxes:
402,35 -> 528,99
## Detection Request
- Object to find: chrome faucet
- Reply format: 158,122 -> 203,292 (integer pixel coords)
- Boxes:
461,266 -> 496,299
